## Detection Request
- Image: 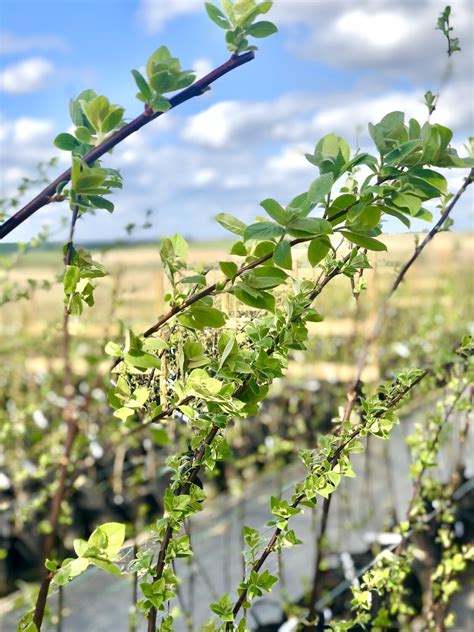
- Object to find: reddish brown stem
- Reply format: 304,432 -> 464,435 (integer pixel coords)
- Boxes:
32,206 -> 80,629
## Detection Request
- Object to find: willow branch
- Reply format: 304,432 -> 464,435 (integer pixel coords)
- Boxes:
230,371 -> 429,624
344,167 -> 473,437
0,52 -> 254,239
303,170 -> 473,617
395,383 -> 469,556
146,260 -> 347,631
32,204 -> 80,630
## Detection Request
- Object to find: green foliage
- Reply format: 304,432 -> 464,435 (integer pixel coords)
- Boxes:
436,5 -> 461,56
52,522 -> 125,586
56,89 -> 125,151
205,0 -> 277,53
62,246 -> 107,315
131,46 -> 195,113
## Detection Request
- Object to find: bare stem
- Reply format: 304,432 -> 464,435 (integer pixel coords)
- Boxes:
32,205 -> 80,629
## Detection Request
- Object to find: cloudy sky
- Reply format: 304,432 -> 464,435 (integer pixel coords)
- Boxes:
0,0 -> 473,243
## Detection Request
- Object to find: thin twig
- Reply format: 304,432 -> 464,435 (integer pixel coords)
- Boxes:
146,262 -> 347,630
230,372 -> 428,625
300,169 -> 474,620
32,205 -> 80,629
0,53 -> 254,239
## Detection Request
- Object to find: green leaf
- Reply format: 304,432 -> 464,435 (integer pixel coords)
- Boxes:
186,369 -> 223,397
53,558 -> 89,586
246,21 -> 278,38
97,522 -> 126,557
369,111 -> 406,156
114,407 -> 134,422
392,193 -> 422,216
131,69 -> 152,101
75,174 -> 107,193
105,341 -> 122,357
384,139 -> 422,164
273,240 -> 292,269
74,126 -> 93,143
287,217 -> 332,237
215,212 -> 246,236
245,266 -> 288,289
218,334 -> 237,370
123,349 -> 161,370
243,222 -> 285,242
210,594 -> 234,623
308,173 -> 334,204
408,168 -> 447,193
307,134 -> 350,178
234,286 -> 275,312
63,265 -> 80,294
101,107 -> 124,134
81,95 -> 110,131
179,305 -> 227,330
230,241 -> 247,256
150,96 -> 171,113
180,274 -> 206,285
383,207 -> 411,228
414,207 -> 433,222
308,237 -> 331,266
205,2 -> 231,29
90,559 -> 122,576
260,198 -> 288,224
219,261 -> 238,278
340,230 -> 387,251
348,205 -> 381,229
54,133 -> 79,151
149,70 -> 174,93
150,427 -> 169,446
87,195 -> 114,213
69,98 -> 85,127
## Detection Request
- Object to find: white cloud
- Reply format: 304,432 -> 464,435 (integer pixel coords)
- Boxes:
265,145 -> 312,174
0,31 -> 67,55
0,57 -> 54,94
0,115 -> 66,204
0,116 -> 55,147
181,78 -> 472,154
273,0 -> 474,83
192,57 -> 213,78
137,0 -> 201,34
334,10 -> 412,50
182,95 -> 319,148
191,167 -> 217,187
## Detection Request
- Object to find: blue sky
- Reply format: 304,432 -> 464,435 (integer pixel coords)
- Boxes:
0,0 -> 473,243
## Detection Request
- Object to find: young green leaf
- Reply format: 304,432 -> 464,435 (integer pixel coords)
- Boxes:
287,217 -> 332,238
131,69 -> 152,101
273,240 -> 292,269
219,261 -> 238,278
246,21 -> 278,38
54,133 -> 80,151
308,173 -> 334,204
205,2 -> 231,29
244,222 -> 285,242
308,237 -> 331,266
260,198 -> 288,225
215,212 -> 246,236
340,230 -> 387,251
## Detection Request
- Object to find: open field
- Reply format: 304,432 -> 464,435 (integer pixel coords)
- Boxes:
1,232 -> 473,381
